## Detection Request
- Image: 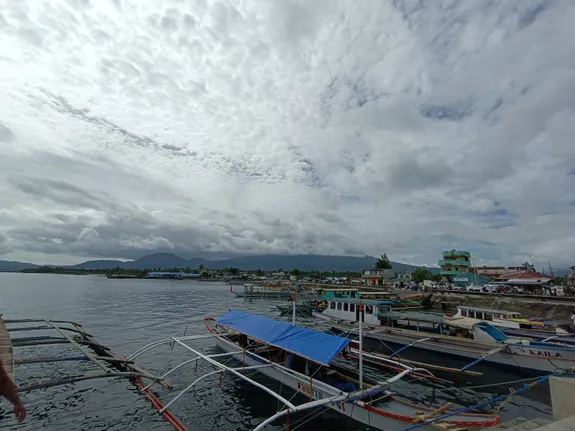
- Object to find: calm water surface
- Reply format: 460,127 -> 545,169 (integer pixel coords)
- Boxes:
0,274 -> 552,430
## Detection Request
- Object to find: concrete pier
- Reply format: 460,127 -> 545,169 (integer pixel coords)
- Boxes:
532,415 -> 575,431
550,377 -> 575,421
531,377 -> 575,431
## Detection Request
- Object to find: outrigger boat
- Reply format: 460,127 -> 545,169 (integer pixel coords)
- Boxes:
127,309 -> 500,430
232,283 -> 296,299
313,298 -> 575,375
204,311 -> 499,430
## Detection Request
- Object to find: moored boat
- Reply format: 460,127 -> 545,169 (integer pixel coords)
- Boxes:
449,306 -> 574,344
313,298 -> 575,374
203,310 -> 500,430
232,283 -> 295,299
317,288 -> 425,308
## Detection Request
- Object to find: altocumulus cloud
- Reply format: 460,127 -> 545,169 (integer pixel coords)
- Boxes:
0,0 -> 574,267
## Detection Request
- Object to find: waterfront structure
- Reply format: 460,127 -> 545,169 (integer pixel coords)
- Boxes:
363,269 -> 395,286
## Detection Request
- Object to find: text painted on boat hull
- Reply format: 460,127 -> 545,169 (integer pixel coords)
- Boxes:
298,382 -> 322,399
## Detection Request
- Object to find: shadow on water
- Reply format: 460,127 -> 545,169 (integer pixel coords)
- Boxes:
0,274 -> 552,430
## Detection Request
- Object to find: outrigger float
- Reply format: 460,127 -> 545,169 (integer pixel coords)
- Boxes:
128,308 -> 501,431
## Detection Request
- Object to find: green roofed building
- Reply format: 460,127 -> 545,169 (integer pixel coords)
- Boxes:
438,250 -> 492,286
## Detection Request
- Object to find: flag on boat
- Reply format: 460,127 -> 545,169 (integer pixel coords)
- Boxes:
216,310 -> 350,365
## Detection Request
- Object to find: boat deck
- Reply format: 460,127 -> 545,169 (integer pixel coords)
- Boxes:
0,315 -> 14,379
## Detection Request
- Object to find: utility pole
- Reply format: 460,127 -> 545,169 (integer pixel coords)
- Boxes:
548,262 -> 554,277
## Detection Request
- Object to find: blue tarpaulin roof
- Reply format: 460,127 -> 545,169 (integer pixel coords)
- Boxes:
216,310 -> 350,365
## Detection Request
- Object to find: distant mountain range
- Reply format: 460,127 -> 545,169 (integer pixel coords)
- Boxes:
0,260 -> 39,271
0,252 -> 429,273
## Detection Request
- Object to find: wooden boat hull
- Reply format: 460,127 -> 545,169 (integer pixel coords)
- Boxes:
211,330 -> 498,430
315,314 -> 575,374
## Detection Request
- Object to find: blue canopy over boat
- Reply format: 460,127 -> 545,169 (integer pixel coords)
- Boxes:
216,310 -> 350,365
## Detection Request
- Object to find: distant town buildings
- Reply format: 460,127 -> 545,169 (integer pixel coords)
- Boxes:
437,249 -> 558,290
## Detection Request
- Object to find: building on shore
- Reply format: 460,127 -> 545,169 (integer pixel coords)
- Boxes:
476,262 -> 535,277
496,271 -> 555,295
362,269 -> 395,286
439,250 -> 472,282
438,250 -> 493,286
439,250 -> 472,277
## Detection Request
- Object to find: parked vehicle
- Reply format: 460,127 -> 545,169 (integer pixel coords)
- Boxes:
465,284 -> 483,292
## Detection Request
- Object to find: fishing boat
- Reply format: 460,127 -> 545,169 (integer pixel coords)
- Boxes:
449,306 -> 575,344
232,283 -> 296,299
318,288 -> 425,308
127,308 -> 501,431
203,310 -> 500,430
313,298 -> 575,374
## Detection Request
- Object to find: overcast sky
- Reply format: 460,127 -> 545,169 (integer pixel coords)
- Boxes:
0,0 -> 574,268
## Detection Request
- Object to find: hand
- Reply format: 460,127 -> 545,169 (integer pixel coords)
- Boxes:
14,403 -> 26,422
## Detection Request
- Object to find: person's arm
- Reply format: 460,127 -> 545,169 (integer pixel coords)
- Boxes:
0,358 -> 26,422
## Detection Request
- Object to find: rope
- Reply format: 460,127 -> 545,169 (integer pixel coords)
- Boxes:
283,405 -> 332,431
432,374 -> 544,396
400,374 -> 553,431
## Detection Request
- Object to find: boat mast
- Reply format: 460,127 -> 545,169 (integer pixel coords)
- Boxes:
292,287 -> 296,326
359,299 -> 363,389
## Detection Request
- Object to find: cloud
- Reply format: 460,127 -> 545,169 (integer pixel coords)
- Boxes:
0,122 -> 15,142
0,0 -> 573,268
